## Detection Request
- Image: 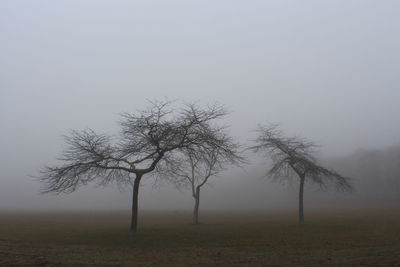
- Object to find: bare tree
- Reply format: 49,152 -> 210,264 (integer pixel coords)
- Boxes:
165,129 -> 243,224
250,124 -> 352,224
39,100 -> 230,232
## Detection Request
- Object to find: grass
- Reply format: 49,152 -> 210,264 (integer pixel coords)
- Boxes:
0,209 -> 400,266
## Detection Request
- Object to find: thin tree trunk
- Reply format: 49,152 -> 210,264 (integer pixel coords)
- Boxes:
130,173 -> 142,232
193,187 -> 200,224
299,176 -> 305,224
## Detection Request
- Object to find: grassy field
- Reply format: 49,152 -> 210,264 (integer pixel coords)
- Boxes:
0,209 -> 400,266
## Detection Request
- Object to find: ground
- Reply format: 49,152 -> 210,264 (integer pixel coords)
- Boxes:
0,209 -> 399,266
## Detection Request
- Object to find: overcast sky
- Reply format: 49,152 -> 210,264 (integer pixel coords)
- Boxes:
1,0 -> 399,211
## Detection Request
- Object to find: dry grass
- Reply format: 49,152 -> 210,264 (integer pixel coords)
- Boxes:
0,209 -> 400,266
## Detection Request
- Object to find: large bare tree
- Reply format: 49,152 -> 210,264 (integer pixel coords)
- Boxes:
251,124 -> 352,224
165,130 -> 243,224
39,100 -> 231,232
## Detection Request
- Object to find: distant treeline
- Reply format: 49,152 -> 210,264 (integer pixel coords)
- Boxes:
330,146 -> 400,202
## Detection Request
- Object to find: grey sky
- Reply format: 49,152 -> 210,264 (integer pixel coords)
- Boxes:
1,0 -> 399,211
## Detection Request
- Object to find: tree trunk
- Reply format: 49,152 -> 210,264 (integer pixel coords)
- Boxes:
130,174 -> 142,232
193,187 -> 200,224
299,176 -> 305,224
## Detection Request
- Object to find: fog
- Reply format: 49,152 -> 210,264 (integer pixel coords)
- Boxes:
1,0 -> 400,212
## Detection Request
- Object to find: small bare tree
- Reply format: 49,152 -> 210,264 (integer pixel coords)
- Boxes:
166,131 -> 243,224
251,124 -> 352,224
39,100 -> 230,232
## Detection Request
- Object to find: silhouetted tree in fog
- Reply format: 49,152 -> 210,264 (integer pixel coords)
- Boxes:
164,133 -> 243,224
39,100 -> 231,232
250,124 -> 353,224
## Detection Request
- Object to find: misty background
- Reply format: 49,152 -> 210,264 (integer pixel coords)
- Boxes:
1,0 -> 399,212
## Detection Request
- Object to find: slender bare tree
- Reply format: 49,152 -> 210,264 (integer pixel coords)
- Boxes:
39,100 -> 231,232
250,124 -> 352,224
165,130 -> 243,224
